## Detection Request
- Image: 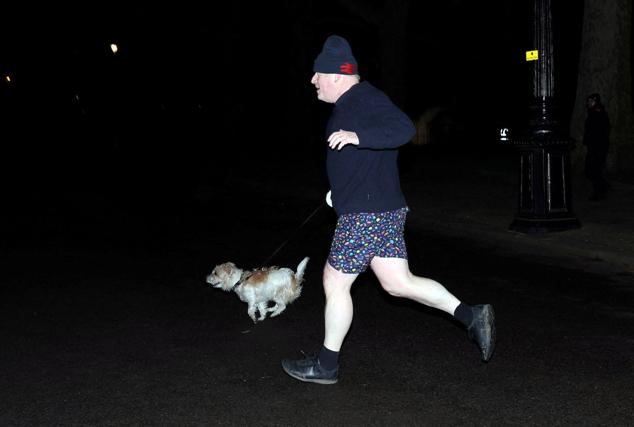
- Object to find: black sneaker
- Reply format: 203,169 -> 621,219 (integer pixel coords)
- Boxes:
281,355 -> 338,384
467,304 -> 496,362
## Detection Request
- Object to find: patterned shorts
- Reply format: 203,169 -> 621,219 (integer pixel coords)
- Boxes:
328,207 -> 408,274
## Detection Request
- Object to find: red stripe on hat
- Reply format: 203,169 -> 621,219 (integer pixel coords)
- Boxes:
340,62 -> 355,74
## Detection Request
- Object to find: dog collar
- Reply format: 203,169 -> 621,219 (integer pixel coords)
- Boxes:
238,271 -> 252,285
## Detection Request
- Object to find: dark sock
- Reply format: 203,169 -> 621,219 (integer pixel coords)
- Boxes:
318,345 -> 339,370
453,302 -> 473,328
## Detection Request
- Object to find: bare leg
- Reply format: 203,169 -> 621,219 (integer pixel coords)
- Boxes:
370,257 -> 460,314
322,262 -> 358,351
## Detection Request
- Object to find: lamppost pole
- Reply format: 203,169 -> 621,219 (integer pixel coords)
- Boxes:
509,0 -> 580,233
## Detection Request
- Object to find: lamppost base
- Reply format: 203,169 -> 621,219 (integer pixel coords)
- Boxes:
509,216 -> 581,234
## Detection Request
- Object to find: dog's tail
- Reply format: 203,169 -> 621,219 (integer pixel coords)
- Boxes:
294,257 -> 310,284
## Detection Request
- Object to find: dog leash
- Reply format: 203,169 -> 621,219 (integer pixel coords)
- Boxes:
261,202 -> 325,266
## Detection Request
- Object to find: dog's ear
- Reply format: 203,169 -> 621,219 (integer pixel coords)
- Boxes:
217,263 -> 236,276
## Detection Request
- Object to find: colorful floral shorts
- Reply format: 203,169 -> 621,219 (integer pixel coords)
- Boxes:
328,207 -> 409,274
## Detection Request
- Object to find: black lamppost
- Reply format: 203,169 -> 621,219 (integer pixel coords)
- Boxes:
509,0 -> 580,233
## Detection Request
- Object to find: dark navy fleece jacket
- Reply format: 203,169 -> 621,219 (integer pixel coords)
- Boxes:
326,81 -> 415,215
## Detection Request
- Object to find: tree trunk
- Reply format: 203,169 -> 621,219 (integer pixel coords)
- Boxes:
570,0 -> 634,175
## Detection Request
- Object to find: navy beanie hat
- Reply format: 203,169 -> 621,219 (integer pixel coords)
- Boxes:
313,35 -> 358,75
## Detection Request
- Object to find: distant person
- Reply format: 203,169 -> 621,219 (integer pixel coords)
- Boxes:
281,35 -> 496,385
583,93 -> 610,201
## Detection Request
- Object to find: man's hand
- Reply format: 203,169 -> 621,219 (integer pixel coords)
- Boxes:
325,190 -> 333,207
328,129 -> 359,150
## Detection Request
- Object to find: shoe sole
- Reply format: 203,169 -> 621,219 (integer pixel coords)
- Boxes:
282,365 -> 338,385
481,304 -> 496,362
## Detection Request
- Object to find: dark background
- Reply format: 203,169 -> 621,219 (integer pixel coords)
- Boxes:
1,1 -> 584,209
4,5 -> 634,425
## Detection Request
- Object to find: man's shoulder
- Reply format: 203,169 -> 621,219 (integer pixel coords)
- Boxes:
345,81 -> 393,109
356,81 -> 386,98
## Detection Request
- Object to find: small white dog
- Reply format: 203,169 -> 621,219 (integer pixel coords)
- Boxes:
206,257 -> 309,323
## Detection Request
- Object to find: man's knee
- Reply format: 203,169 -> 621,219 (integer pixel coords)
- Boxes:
322,262 -> 356,296
378,276 -> 409,297
322,263 -> 336,289
371,258 -> 411,297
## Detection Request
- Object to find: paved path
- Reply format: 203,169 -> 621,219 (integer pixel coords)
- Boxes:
1,146 -> 633,426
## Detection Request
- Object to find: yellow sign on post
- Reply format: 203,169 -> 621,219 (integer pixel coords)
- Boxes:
526,50 -> 539,61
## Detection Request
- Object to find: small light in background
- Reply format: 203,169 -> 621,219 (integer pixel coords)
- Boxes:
110,43 -> 119,54
4,75 -> 11,83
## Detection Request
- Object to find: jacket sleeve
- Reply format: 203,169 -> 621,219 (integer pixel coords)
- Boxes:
355,95 -> 416,150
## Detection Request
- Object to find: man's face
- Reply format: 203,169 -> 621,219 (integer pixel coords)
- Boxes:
311,72 -> 338,103
586,97 -> 596,109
